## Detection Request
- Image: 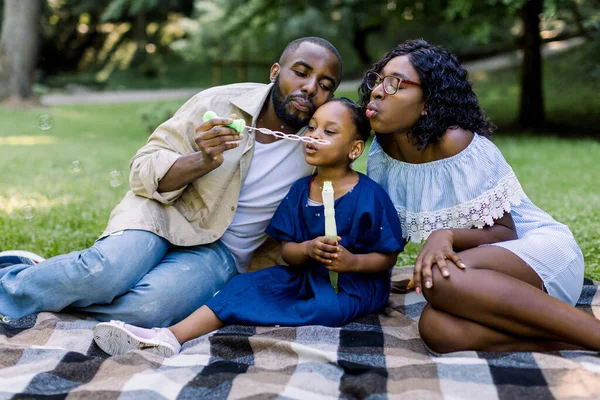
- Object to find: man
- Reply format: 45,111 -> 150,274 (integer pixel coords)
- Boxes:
0,37 -> 343,327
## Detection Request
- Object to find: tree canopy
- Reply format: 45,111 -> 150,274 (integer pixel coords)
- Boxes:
0,0 -> 598,130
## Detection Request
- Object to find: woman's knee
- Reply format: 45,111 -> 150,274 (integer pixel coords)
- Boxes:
419,305 -> 469,354
421,263 -> 466,306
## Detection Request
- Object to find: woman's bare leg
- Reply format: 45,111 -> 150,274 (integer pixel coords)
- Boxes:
168,305 -> 224,344
419,304 -> 584,353
419,246 -> 600,352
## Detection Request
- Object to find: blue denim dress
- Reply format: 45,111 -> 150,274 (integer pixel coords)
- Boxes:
206,173 -> 404,327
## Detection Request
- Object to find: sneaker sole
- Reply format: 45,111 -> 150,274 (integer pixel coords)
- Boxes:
0,250 -> 45,264
93,323 -> 176,357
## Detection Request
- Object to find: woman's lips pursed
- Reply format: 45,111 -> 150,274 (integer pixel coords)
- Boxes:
366,103 -> 378,119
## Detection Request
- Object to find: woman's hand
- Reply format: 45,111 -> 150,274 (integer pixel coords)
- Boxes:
305,236 -> 340,264
412,229 -> 466,294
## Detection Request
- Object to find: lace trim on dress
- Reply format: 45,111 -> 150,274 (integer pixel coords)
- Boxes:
398,171 -> 526,243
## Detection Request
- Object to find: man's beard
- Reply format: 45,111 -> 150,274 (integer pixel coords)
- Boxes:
271,76 -> 315,129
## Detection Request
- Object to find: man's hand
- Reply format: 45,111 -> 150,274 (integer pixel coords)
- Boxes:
195,114 -> 243,170
156,115 -> 243,193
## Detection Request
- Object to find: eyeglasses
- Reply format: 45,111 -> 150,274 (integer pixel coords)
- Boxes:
365,71 -> 420,95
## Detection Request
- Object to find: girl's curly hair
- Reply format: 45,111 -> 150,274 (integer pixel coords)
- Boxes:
358,39 -> 495,150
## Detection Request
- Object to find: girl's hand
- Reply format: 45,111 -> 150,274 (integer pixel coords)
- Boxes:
305,236 -> 339,264
413,230 -> 466,294
324,240 -> 358,273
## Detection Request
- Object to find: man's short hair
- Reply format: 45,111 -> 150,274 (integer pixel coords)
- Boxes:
279,37 -> 343,77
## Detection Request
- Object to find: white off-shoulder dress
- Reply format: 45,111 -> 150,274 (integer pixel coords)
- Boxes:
367,133 -> 584,305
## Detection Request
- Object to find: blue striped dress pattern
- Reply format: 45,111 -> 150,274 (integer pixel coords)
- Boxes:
367,133 -> 584,305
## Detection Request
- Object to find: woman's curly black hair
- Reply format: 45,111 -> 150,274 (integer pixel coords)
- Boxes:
327,97 -> 371,142
358,39 -> 495,150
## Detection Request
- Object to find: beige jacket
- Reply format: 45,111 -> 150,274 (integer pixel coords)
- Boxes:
100,82 -> 307,270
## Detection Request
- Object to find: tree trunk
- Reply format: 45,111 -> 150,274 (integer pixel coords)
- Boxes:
352,24 -> 382,67
134,12 -> 147,55
518,0 -> 545,130
0,0 -> 42,102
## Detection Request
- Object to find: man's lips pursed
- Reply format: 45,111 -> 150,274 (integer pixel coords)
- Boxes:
290,98 -> 313,112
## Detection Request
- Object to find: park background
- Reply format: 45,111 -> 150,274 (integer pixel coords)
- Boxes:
0,0 -> 599,278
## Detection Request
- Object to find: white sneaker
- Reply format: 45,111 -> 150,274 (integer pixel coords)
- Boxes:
93,320 -> 181,357
0,250 -> 45,264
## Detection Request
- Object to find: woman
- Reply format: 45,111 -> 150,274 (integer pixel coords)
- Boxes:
360,39 -> 599,353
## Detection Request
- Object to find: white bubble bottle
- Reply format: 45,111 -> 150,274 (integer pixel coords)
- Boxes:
322,181 -> 338,294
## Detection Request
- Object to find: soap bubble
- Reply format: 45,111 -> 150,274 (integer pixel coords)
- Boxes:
38,114 -> 53,130
106,170 -> 124,187
21,204 -> 35,220
70,160 -> 83,173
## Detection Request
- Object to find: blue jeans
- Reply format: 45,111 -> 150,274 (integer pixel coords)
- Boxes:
0,230 -> 237,327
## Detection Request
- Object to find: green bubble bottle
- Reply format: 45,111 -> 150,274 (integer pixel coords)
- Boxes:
202,111 -> 246,133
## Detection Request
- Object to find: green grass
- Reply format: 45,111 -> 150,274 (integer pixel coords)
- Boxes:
43,60 -> 270,92
1,103 -> 599,280
0,104 -> 154,255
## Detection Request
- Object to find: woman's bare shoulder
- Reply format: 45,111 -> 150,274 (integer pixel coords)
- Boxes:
438,128 -> 474,158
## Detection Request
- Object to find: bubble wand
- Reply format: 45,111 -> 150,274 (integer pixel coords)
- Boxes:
202,111 -> 331,145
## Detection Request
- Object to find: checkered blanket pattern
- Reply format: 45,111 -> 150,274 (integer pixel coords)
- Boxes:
1,267 -> 599,399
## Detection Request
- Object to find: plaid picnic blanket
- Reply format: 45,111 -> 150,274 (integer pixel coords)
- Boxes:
1,266 -> 599,399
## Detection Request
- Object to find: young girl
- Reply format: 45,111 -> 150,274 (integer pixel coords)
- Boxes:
360,39 -> 600,353
93,98 -> 404,357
